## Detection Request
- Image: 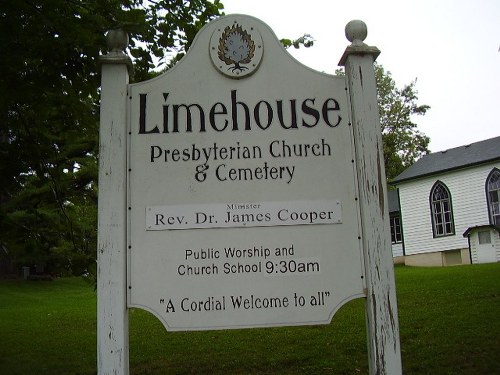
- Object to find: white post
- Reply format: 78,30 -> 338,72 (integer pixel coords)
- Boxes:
97,29 -> 132,375
339,21 -> 402,374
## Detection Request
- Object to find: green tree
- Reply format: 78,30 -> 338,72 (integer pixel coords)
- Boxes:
375,64 -> 430,180
337,63 -> 430,181
0,0 -> 223,275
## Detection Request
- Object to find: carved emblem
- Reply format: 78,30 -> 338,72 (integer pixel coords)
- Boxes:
210,18 -> 263,79
217,24 -> 255,73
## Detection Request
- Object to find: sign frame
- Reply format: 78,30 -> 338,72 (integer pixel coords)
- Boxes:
97,16 -> 401,375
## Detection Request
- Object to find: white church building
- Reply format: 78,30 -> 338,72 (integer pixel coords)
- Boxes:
389,136 -> 500,266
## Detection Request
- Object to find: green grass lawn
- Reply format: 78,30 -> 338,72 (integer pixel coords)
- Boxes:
0,263 -> 499,374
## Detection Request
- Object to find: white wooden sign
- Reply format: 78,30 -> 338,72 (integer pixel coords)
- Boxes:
99,16 -> 402,375
126,15 -> 365,331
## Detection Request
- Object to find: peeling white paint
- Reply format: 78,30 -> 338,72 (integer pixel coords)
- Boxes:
340,21 -> 402,374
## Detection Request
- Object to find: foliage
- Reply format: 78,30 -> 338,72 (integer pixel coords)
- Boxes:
280,34 -> 314,49
375,64 -> 430,180
1,264 -> 499,374
337,63 -> 430,181
0,0 -> 223,275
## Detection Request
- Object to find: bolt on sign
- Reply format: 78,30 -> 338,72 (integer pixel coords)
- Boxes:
127,15 -> 365,331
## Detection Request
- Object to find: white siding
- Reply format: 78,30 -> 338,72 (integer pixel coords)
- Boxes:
469,234 -> 478,264
397,162 -> 499,256
391,243 -> 404,257
496,231 -> 500,261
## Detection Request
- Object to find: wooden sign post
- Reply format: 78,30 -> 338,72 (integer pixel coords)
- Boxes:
97,17 -> 401,375
339,20 -> 402,374
97,30 -> 132,375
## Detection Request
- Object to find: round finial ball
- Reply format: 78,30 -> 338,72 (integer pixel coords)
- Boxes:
345,20 -> 367,44
106,29 -> 129,52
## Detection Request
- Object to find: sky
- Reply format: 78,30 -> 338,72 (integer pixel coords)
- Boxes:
221,0 -> 500,153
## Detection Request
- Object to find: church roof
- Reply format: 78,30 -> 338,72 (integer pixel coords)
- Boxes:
391,136 -> 500,184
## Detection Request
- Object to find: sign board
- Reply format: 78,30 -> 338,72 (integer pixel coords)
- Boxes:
127,15 -> 365,331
